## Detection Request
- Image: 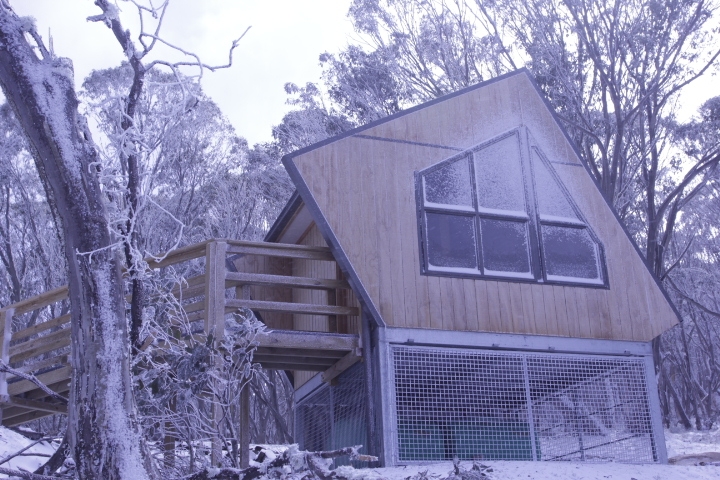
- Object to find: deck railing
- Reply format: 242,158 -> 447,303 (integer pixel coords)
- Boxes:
0,239 -> 361,435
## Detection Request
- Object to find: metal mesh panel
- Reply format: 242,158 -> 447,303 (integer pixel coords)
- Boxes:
391,345 -> 657,464
527,355 -> 655,462
295,363 -> 368,467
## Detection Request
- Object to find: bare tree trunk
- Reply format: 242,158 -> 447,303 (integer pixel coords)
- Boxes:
0,7 -> 152,480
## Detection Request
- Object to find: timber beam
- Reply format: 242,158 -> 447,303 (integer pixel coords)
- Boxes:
227,299 -> 358,317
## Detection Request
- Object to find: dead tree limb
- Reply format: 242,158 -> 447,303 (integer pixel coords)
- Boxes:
182,446 -> 377,480
0,466 -> 59,480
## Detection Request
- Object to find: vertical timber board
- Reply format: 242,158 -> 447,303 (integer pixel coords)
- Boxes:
373,130 -> 397,327
573,288 -> 592,338
530,285 -> 549,336
551,286 -> 571,338
462,279 -> 479,332
496,282 -> 514,333
452,277 -> 468,331
563,286 -> 580,338
439,278 -> 456,331
474,280 -> 497,332
520,283 -> 538,335
484,281 -> 502,333
508,283 -> 527,334
387,119 -> 419,329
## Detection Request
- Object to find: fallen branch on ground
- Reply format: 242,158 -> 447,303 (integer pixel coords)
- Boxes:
183,445 -> 378,480
0,466 -> 60,480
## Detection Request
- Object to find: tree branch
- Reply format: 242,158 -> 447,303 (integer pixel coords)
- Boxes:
0,360 -> 67,403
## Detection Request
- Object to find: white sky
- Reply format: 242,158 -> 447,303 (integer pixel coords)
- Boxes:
15,0 -> 355,146
11,1 -> 718,148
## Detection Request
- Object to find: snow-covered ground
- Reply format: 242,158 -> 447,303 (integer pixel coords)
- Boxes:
0,427 -> 56,476
1,426 -> 719,479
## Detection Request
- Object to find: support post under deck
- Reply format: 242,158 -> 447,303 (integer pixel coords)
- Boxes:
205,241 -> 228,467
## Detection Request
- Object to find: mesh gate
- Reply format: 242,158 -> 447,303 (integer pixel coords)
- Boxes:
391,345 -> 657,463
295,363 -> 368,466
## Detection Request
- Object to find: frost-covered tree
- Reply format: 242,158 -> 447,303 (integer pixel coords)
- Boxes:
0,0 -> 254,476
0,3 -> 155,478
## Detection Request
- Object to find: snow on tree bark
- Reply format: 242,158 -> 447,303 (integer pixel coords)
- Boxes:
0,6 -> 152,480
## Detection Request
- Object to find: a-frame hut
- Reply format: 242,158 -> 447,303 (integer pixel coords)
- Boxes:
255,69 -> 679,465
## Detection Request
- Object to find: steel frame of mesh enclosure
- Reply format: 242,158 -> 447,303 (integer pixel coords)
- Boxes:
294,363 -> 371,467
375,327 -> 667,466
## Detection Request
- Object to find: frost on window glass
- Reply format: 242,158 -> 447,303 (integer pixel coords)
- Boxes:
423,158 -> 473,209
426,213 -> 478,271
417,126 -> 606,286
480,219 -> 531,275
542,225 -> 600,282
474,134 -> 526,214
532,150 -> 578,222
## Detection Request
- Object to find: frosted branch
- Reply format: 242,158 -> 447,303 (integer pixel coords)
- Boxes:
142,25 -> 251,79
0,466 -> 58,480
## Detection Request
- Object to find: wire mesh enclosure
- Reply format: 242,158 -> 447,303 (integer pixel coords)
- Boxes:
295,363 -> 369,466
391,345 -> 658,464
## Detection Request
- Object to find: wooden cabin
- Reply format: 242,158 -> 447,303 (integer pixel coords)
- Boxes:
255,69 -> 679,465
0,69 -> 678,467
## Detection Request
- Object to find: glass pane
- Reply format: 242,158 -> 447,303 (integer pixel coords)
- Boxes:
423,158 -> 473,209
531,150 -> 579,222
426,213 -> 478,270
480,219 -> 531,275
542,225 -> 600,281
474,133 -> 526,214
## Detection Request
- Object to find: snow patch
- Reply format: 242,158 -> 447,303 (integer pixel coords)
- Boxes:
0,427 -> 56,475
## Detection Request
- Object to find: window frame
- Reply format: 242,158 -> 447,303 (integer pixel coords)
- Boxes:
416,127 -> 609,289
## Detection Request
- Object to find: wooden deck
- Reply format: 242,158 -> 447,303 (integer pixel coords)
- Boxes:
0,239 -> 361,428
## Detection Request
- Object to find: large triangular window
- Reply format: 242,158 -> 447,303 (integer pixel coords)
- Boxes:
417,128 -> 606,287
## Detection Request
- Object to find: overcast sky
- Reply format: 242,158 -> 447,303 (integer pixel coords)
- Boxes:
12,1 -> 717,148
15,0 -> 355,146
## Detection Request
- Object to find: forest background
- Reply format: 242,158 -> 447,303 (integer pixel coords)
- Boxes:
0,0 -> 720,478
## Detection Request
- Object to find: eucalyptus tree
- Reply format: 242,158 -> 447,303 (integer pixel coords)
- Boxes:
0,0 -> 247,476
0,3 -> 155,477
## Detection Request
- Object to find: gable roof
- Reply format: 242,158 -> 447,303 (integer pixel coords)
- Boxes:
277,68 -> 681,341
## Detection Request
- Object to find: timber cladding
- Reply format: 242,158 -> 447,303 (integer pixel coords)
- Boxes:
292,224 -> 362,387
287,71 -> 677,342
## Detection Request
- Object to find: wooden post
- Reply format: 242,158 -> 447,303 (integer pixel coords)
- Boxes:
164,396 -> 176,470
205,241 -> 228,467
0,308 -> 13,425
238,283 -> 251,468
239,384 -> 250,468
